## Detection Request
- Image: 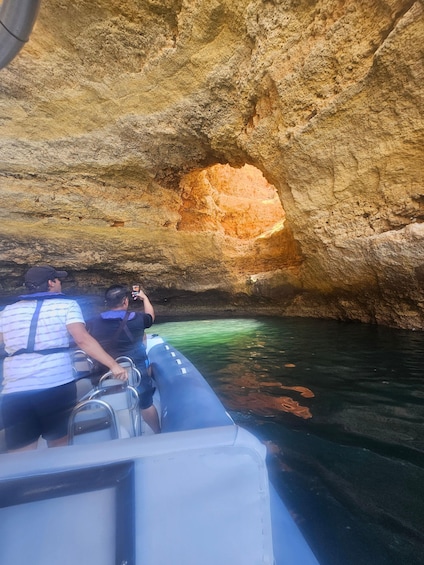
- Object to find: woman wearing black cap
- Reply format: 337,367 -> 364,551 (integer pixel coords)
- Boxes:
0,265 -> 128,452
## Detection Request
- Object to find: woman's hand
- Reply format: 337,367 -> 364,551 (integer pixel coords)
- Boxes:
110,362 -> 128,381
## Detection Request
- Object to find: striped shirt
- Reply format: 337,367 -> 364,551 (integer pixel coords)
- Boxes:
0,297 -> 84,393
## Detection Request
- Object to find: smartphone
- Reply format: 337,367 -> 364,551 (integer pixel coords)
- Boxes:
131,284 -> 140,299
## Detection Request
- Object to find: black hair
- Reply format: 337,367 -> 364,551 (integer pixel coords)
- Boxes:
104,284 -> 130,308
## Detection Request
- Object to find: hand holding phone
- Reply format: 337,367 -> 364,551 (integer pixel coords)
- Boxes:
131,284 -> 140,300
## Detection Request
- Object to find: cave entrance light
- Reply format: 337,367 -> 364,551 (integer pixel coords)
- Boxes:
178,163 -> 286,239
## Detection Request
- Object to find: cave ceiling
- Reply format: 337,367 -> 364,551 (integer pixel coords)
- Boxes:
0,0 -> 423,328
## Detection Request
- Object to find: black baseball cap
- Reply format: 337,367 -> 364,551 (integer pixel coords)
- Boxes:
25,266 -> 68,287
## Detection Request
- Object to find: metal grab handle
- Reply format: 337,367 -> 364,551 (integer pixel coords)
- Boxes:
100,357 -> 142,388
71,349 -> 95,377
89,382 -> 141,437
114,356 -> 142,388
114,356 -> 136,366
68,399 -> 119,444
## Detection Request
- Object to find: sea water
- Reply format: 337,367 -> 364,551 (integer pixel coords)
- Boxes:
1,295 -> 423,564
150,316 -> 424,565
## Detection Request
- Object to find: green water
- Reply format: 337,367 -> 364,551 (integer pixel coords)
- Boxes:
2,294 -> 423,564
149,316 -> 424,565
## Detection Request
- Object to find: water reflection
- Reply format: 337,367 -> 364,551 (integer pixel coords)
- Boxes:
152,316 -> 424,565
212,368 -> 315,419
151,318 -> 318,419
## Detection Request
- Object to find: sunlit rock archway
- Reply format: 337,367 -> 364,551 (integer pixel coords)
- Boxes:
175,163 -> 303,306
178,164 -> 285,239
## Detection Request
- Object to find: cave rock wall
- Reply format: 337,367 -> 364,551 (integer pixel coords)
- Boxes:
0,0 -> 423,328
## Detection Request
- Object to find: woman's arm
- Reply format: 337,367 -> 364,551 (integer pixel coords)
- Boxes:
67,322 -> 128,380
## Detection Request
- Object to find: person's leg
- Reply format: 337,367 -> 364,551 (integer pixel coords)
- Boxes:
36,381 -> 77,448
141,404 -> 161,434
2,391 -> 41,451
135,363 -> 161,433
138,386 -> 160,433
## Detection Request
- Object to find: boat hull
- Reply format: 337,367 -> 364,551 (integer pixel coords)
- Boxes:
0,335 -> 320,565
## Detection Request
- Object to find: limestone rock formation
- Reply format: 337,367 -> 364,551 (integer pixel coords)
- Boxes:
0,0 -> 423,328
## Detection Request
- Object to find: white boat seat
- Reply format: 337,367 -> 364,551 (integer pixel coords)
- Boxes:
88,378 -> 141,438
68,399 -> 119,445
71,349 -> 95,378
71,352 -> 142,388
69,354 -> 143,439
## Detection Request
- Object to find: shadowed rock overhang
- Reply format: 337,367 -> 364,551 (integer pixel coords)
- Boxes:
0,0 -> 423,329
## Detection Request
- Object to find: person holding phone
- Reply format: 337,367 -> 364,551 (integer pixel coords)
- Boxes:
87,284 -> 160,434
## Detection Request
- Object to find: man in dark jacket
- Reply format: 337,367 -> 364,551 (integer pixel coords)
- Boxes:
88,284 -> 160,433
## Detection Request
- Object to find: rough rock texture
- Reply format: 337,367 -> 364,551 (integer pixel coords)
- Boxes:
0,0 -> 423,328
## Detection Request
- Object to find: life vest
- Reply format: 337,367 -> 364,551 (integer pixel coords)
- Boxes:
5,293 -> 71,357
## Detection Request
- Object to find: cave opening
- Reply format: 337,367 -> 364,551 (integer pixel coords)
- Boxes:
174,162 -> 302,305
177,163 -> 286,239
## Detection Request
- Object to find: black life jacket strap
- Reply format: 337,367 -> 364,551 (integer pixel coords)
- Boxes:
27,299 -> 43,352
9,346 -> 71,357
6,299 -> 70,358
106,310 -> 135,347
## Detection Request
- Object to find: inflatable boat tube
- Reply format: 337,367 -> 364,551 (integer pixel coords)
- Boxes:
147,336 -> 234,432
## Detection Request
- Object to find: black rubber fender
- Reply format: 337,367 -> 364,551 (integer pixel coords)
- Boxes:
0,0 -> 42,69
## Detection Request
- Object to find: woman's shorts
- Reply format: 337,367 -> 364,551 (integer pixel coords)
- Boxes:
1,381 -> 77,450
137,382 -> 156,409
